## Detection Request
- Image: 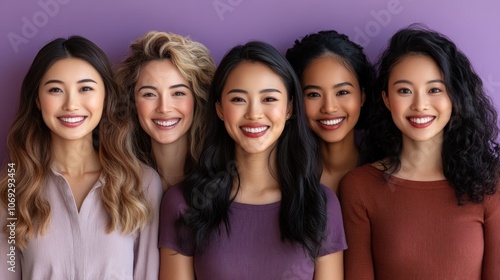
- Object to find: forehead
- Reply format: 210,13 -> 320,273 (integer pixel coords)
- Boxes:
41,57 -> 102,82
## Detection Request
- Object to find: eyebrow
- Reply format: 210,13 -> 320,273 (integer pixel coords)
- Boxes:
44,79 -> 98,85
393,79 -> 445,85
303,81 -> 354,91
137,83 -> 190,91
226,88 -> 282,94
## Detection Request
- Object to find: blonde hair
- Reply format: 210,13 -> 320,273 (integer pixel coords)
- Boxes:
1,36 -> 151,249
115,31 -> 215,172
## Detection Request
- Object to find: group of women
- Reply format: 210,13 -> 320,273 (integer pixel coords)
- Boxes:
1,23 -> 499,279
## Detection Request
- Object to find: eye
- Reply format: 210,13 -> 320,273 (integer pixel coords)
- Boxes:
48,87 -> 63,93
336,90 -> 350,96
141,92 -> 156,98
173,91 -> 186,96
429,88 -> 442,94
397,88 -> 412,94
230,97 -> 245,103
263,97 -> 278,102
305,92 -> 321,98
80,86 -> 93,92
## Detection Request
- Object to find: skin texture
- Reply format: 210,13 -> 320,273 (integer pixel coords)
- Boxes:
217,61 -> 291,157
301,55 -> 365,194
382,54 -> 452,146
135,59 -> 194,147
37,58 -> 105,143
302,55 -> 364,144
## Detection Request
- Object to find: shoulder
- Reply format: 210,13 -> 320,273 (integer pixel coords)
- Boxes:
140,164 -> 163,203
160,184 -> 188,216
340,164 -> 384,187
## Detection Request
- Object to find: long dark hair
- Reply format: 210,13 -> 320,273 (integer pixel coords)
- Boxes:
366,25 -> 500,204
285,30 -> 375,129
179,41 -> 326,259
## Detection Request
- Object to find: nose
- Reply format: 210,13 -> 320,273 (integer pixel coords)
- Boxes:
244,99 -> 264,120
63,91 -> 78,111
320,93 -> 339,114
411,91 -> 429,112
156,94 -> 172,113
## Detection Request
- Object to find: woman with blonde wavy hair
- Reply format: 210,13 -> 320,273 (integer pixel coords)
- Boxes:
116,31 -> 215,191
0,35 -> 162,279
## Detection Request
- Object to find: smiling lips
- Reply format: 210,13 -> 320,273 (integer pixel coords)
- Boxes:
407,116 -> 435,128
153,118 -> 180,128
317,117 -> 345,130
240,125 -> 269,138
58,116 -> 86,127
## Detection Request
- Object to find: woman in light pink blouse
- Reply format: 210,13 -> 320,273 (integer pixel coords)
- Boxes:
0,36 -> 162,279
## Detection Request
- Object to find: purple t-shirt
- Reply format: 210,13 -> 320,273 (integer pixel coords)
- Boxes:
159,184 -> 346,279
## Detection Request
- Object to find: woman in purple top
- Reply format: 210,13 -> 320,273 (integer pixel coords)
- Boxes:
0,36 -> 162,279
159,41 -> 347,279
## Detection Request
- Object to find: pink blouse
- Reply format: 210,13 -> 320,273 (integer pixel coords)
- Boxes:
1,165 -> 162,280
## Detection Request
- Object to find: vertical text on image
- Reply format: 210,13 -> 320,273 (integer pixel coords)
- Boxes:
6,163 -> 17,273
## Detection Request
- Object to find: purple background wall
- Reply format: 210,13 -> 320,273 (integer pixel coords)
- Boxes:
1,0 -> 499,162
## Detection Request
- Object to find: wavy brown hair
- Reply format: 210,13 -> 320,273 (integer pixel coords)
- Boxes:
0,36 -> 151,249
115,31 -> 215,173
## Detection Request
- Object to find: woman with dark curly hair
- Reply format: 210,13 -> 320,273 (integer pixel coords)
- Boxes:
159,41 -> 346,279
340,25 -> 500,279
286,30 -> 375,194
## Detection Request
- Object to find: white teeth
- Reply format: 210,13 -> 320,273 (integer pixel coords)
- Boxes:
409,117 -> 434,124
241,126 -> 268,133
59,117 -> 85,123
319,118 -> 344,126
154,119 -> 180,127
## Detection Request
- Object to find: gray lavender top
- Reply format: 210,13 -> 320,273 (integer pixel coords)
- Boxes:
0,165 -> 163,280
159,184 -> 347,279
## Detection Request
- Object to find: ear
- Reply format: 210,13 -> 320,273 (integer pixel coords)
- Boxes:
215,102 -> 224,121
36,97 -> 41,110
382,91 -> 391,111
286,97 -> 293,119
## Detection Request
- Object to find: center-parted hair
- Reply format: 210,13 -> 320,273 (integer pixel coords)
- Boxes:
285,30 -> 375,129
366,25 -> 500,204
0,36 -> 151,249
115,31 -> 215,173
179,41 -> 326,259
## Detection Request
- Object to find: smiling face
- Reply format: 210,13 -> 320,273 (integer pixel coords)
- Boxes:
216,61 -> 292,156
383,54 -> 452,144
134,59 -> 194,146
38,57 -> 105,142
301,55 -> 365,144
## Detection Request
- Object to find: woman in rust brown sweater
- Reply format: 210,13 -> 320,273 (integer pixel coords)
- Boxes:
340,25 -> 500,279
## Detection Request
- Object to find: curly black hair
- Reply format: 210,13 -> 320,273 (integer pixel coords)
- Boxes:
365,24 -> 500,204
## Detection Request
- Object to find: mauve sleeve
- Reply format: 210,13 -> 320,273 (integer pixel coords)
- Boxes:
0,210 -> 22,280
158,184 -> 194,256
319,186 -> 347,256
339,171 -> 375,280
482,189 -> 500,280
132,166 -> 163,280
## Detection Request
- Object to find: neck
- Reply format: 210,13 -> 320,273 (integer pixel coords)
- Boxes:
397,135 -> 444,180
233,146 -> 280,204
50,134 -> 101,176
151,137 -> 188,191
320,130 -> 359,173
